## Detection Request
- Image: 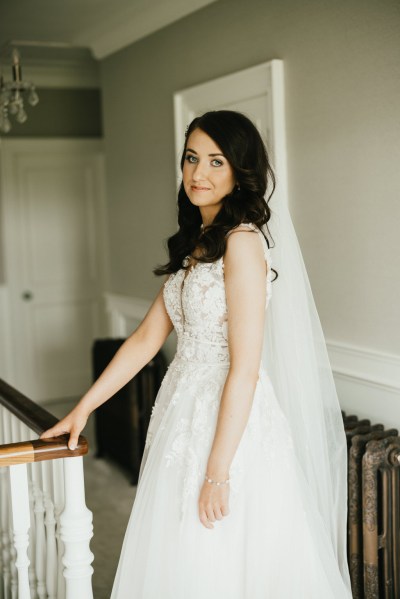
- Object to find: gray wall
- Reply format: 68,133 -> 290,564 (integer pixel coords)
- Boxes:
100,0 -> 400,355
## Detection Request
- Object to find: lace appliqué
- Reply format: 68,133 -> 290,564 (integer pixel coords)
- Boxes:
163,363 -> 227,519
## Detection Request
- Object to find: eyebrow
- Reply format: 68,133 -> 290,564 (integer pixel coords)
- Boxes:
185,148 -> 225,157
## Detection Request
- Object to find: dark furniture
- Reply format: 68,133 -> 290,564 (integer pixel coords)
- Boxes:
92,338 -> 167,484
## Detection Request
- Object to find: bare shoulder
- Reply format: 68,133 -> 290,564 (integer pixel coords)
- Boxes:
224,226 -> 264,268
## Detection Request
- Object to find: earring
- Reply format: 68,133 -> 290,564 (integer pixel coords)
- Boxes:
236,183 -> 241,192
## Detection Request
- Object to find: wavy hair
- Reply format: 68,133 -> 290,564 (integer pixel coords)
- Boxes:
153,110 -> 278,281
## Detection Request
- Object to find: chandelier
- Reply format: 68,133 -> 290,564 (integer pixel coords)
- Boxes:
0,48 -> 39,134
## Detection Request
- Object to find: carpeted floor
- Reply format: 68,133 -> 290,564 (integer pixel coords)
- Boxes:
47,399 -> 137,599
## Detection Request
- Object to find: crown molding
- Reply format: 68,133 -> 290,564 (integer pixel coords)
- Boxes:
22,58 -> 100,89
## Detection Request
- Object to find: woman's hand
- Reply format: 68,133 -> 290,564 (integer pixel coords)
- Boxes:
198,478 -> 230,529
39,405 -> 90,451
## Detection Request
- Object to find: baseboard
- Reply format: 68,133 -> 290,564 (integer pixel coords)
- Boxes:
104,293 -> 400,429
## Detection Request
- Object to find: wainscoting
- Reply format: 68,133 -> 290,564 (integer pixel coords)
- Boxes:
329,342 -> 400,430
104,292 -> 400,430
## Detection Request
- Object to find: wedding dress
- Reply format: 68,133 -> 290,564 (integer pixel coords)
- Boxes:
110,222 -> 353,599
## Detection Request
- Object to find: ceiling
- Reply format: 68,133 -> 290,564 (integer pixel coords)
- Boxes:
0,0 -> 219,60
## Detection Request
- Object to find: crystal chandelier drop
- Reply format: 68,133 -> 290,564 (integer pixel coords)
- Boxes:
0,48 -> 39,134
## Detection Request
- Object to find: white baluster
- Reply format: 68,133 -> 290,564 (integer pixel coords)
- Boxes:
18,422 -> 28,442
41,461 -> 57,599
52,460 -> 65,599
1,411 -> 16,599
60,457 -> 94,599
9,415 -> 19,444
18,426 -> 38,599
8,474 -> 18,599
1,409 -> 11,444
0,468 -> 11,599
9,464 -> 31,599
26,467 -> 38,599
30,464 -> 46,599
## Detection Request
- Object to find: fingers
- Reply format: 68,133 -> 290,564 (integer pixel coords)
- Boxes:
214,506 -> 223,521
39,425 -> 66,439
67,428 -> 80,451
199,503 -> 229,529
220,504 -> 230,517
39,423 -> 81,451
199,508 -> 214,529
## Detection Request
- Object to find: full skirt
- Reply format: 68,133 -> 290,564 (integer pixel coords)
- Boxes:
110,357 -> 352,598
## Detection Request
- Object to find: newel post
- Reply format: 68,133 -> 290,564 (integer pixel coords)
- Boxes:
59,456 -> 94,599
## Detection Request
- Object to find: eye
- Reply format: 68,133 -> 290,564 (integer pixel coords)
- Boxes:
211,159 -> 223,167
184,154 -> 197,163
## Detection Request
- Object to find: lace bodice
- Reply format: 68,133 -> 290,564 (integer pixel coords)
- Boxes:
163,223 -> 273,366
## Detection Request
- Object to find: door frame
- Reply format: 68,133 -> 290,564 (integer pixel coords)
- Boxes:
173,59 -> 288,205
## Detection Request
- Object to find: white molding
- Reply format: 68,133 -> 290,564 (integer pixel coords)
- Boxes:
327,340 -> 400,394
22,58 -> 100,89
327,340 -> 400,430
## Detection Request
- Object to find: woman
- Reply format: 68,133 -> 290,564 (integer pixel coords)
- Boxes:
41,110 -> 353,598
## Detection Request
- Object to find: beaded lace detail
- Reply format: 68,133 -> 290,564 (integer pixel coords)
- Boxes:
162,223 -> 273,365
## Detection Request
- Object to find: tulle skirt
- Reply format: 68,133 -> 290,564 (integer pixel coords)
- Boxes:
110,357 -> 352,598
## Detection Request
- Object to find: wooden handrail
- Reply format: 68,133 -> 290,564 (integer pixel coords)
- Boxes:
0,437 -> 88,467
0,378 -> 88,467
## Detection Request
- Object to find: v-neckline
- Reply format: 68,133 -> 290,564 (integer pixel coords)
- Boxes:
182,256 -> 199,284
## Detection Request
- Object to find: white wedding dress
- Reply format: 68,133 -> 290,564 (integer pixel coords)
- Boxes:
110,223 -> 352,599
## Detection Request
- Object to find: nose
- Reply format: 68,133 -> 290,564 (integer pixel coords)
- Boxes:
192,160 -> 208,182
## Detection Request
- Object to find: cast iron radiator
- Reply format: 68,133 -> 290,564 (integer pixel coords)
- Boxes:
343,411 -> 400,599
92,338 -> 167,485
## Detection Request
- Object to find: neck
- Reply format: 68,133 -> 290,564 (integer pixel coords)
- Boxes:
199,205 -> 221,227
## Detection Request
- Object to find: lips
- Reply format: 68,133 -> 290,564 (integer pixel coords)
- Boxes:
191,185 -> 210,191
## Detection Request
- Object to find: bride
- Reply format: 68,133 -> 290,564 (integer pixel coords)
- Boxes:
41,110 -> 353,598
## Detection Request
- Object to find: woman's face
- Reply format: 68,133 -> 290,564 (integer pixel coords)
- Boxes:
183,128 -> 236,219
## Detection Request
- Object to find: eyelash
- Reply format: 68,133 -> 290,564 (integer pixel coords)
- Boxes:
184,154 -> 223,167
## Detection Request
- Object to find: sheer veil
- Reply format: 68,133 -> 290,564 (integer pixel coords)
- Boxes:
261,192 -> 352,593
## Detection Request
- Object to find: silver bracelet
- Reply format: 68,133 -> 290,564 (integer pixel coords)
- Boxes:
204,474 -> 230,486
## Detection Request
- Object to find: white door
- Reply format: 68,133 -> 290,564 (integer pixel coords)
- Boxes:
1,139 -> 108,402
173,59 -> 288,205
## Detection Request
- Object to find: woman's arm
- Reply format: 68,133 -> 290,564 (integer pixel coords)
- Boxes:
40,278 -> 174,449
198,230 -> 266,528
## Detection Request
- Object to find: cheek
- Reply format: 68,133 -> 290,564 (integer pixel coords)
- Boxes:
219,171 -> 235,190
